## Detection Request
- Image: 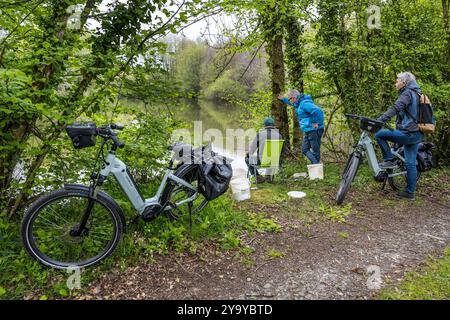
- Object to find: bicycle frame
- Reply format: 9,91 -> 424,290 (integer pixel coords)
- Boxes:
356,131 -> 406,178
99,151 -> 198,215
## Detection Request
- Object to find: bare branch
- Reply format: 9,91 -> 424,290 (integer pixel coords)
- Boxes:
238,42 -> 264,81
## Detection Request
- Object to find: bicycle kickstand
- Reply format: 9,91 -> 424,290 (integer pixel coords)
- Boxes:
380,179 -> 388,194
131,214 -> 141,225
188,201 -> 193,233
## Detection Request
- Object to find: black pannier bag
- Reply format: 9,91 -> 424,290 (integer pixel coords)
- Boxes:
417,142 -> 436,172
394,141 -> 436,172
198,157 -> 233,201
65,122 -> 97,149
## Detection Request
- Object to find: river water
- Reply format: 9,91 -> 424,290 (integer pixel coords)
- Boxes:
175,99 -> 250,175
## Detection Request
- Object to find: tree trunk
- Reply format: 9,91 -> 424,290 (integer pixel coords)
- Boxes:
267,35 -> 290,151
285,15 -> 304,156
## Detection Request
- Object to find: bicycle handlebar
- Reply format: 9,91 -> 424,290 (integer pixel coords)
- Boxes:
344,114 -> 394,131
110,124 -> 124,131
110,132 -> 125,148
97,124 -> 125,148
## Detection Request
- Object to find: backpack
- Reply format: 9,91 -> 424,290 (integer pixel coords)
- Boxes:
406,89 -> 435,134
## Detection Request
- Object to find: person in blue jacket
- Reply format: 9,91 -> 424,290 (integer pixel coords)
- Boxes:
278,89 -> 325,164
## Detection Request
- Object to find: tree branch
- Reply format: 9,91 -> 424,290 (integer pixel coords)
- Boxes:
238,42 -> 263,81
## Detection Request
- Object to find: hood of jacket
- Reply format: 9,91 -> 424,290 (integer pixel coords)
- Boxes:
293,94 -> 312,108
400,80 -> 421,95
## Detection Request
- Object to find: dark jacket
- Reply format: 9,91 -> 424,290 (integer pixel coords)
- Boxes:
248,127 -> 282,162
377,80 -> 421,132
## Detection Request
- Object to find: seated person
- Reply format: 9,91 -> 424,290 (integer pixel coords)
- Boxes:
246,117 -> 282,183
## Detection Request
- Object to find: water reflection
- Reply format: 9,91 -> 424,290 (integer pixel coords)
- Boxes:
175,99 -> 249,156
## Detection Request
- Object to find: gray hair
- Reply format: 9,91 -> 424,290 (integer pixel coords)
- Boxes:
397,72 -> 416,85
287,89 -> 301,99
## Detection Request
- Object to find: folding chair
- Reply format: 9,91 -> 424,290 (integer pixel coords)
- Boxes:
248,139 -> 284,187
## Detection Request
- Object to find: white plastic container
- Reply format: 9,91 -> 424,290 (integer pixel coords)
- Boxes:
287,191 -> 306,199
307,163 -> 324,180
230,178 -> 251,201
292,172 -> 308,179
232,168 -> 248,179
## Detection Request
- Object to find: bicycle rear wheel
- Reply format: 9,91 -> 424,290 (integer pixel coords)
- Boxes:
160,164 -> 208,220
21,188 -> 123,269
387,164 -> 421,191
336,153 -> 361,205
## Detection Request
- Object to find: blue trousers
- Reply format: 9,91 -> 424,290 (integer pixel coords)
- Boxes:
375,129 -> 423,194
302,129 -> 324,164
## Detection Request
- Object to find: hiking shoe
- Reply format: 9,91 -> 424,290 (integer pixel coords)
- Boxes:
379,160 -> 397,168
396,191 -> 415,200
256,176 -> 266,183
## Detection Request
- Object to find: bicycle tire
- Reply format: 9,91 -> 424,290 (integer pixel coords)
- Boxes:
336,153 -> 361,205
21,188 -> 123,269
160,164 -> 208,220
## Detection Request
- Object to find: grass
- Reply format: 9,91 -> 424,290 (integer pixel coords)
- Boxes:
379,248 -> 450,300
338,231 -> 349,239
0,180 -> 280,300
241,161 -> 363,225
266,249 -> 284,259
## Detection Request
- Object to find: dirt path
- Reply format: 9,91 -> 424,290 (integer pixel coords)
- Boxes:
78,189 -> 450,300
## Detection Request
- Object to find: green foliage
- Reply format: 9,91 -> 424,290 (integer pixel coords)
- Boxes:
319,202 -> 352,223
235,89 -> 272,129
203,70 -> 248,102
338,231 -> 349,239
314,0 -> 450,162
173,40 -> 207,99
266,249 -> 284,259
0,0 -> 217,216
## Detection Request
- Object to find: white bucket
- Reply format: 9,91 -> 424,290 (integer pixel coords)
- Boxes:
230,178 -> 251,201
307,163 -> 324,180
232,168 -> 248,179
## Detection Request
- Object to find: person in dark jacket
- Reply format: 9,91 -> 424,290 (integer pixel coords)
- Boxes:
246,117 -> 282,183
278,89 -> 325,164
376,72 -> 423,200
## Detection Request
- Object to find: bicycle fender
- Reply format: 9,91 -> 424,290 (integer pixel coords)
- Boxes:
64,184 -> 127,233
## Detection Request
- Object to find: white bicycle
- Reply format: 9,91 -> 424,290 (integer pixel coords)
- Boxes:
21,123 -> 217,269
336,114 -> 423,205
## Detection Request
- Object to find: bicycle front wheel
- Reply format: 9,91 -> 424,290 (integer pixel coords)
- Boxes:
160,164 -> 208,220
21,188 -> 123,269
336,153 -> 361,205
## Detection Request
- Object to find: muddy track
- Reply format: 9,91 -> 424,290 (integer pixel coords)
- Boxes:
79,189 -> 450,300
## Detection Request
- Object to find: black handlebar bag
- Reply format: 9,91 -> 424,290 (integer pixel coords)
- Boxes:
65,122 -> 97,149
198,161 -> 233,201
